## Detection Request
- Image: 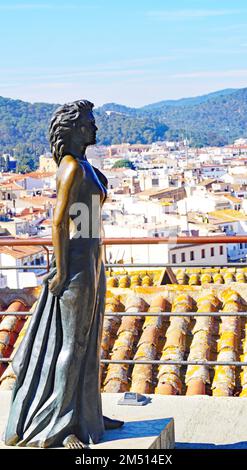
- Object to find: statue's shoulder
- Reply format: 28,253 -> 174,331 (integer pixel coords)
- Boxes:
92,165 -> 108,188
57,155 -> 85,186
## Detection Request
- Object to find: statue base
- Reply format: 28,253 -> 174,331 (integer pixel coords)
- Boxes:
0,391 -> 174,449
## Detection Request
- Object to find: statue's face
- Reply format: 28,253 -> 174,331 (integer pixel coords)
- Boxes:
79,110 -> 98,146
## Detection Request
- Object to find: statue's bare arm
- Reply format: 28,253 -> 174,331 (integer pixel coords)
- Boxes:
49,155 -> 83,296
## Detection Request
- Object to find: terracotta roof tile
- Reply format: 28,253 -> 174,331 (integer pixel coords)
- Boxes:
0,246 -> 45,258
224,195 -> 242,203
103,294 -> 148,393
20,196 -> 56,206
39,219 -> 52,226
1,276 -> 247,397
106,270 -> 163,288
130,296 -> 168,394
1,182 -> 24,191
0,300 -> 29,377
174,268 -> 247,286
22,171 -> 55,179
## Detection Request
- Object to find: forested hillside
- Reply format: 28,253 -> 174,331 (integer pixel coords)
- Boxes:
0,87 -> 246,172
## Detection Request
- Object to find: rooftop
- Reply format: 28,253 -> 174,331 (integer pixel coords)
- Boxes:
1,266 -> 247,398
209,209 -> 247,222
0,182 -> 24,191
0,245 -> 45,259
222,195 -> 242,203
1,235 -> 247,402
19,196 -> 56,206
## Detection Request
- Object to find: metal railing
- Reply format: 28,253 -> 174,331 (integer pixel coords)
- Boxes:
1,309 -> 247,366
1,235 -> 247,271
1,236 -> 247,368
1,235 -> 247,246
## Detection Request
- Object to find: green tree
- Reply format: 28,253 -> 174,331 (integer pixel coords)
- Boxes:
15,144 -> 39,173
112,159 -> 136,169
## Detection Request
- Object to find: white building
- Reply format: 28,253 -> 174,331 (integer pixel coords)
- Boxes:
139,171 -> 169,192
201,165 -> 228,179
39,153 -> 57,173
222,167 -> 247,186
18,172 -> 56,193
177,191 -> 231,215
209,211 -> 247,262
104,222 -> 228,267
0,218 -> 35,237
0,246 -> 46,288
169,242 -> 227,266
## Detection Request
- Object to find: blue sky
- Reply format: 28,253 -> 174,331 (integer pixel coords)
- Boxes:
0,0 -> 247,106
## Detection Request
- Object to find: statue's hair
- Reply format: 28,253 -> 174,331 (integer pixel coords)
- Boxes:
49,99 -> 94,166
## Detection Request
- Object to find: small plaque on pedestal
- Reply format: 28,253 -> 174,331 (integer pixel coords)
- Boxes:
117,392 -> 151,406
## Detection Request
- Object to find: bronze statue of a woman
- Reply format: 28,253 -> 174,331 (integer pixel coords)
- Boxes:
4,100 -> 123,448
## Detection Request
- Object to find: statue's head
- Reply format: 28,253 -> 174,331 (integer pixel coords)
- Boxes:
49,99 -> 97,166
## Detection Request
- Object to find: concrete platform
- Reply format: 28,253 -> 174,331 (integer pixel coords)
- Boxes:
0,392 -> 175,449
1,392 -> 247,449
100,394 -> 247,449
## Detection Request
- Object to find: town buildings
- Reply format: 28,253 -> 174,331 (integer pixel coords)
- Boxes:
1,139 -> 247,287
2,140 -> 247,409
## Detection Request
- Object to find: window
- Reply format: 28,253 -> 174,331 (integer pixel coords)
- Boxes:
219,245 -> 223,255
211,247 -> 214,256
201,249 -> 205,258
190,251 -> 194,261
240,243 -> 243,249
172,254 -> 176,264
181,252 -> 186,262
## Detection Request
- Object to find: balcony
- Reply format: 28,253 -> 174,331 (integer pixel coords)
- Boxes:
1,235 -> 247,398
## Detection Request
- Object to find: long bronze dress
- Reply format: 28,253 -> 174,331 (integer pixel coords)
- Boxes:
4,160 -> 107,447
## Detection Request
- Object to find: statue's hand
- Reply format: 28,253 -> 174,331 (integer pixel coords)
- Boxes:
48,273 -> 67,296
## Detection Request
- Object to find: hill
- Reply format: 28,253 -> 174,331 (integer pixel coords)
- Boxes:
97,88 -> 247,146
0,97 -> 58,171
0,87 -> 247,171
140,88 -> 237,110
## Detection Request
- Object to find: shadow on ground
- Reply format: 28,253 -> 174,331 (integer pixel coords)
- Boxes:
103,418 -> 172,442
176,442 -> 247,449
